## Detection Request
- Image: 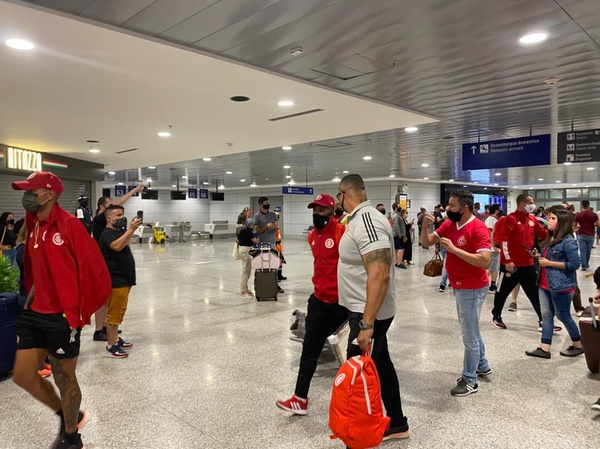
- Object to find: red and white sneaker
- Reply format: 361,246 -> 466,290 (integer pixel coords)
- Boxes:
275,396 -> 308,415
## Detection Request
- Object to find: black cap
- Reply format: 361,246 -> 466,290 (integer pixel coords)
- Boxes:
258,196 -> 268,205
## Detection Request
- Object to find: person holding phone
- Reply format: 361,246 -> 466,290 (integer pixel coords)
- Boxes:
526,207 -> 583,359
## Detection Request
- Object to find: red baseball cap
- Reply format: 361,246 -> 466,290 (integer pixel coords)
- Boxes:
308,194 -> 335,209
12,171 -> 64,196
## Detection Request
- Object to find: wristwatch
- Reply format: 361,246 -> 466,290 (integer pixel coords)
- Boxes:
359,320 -> 374,330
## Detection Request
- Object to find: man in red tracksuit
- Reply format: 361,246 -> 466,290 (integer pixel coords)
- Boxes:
491,193 -> 553,330
10,172 -> 111,449
276,194 -> 346,415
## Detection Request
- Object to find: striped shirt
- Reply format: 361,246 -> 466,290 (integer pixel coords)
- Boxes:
337,200 -> 397,320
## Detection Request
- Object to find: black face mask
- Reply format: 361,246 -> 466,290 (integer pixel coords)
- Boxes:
334,209 -> 344,217
80,200 -> 88,208
446,207 -> 465,223
313,214 -> 330,230
6,219 -> 15,226
262,203 -> 270,210
378,209 -> 386,215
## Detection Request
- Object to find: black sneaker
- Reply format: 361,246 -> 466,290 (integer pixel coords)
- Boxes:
382,423 -> 411,440
50,432 -> 83,449
592,398 -> 600,411
278,275 -> 287,281
525,347 -> 551,359
476,368 -> 492,377
488,284 -> 497,294
278,286 -> 285,294
451,378 -> 478,397
439,284 -> 446,292
118,337 -> 133,349
92,330 -> 107,341
508,302 -> 517,312
559,346 -> 584,357
491,317 -> 507,329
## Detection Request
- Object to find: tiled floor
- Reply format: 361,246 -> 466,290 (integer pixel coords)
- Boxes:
1,239 -> 599,449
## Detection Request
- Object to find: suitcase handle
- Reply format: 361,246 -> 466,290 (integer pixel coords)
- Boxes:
589,297 -> 599,329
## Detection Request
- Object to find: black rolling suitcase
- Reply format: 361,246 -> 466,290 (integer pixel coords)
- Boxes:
251,244 -> 279,301
0,293 -> 19,376
579,298 -> 600,374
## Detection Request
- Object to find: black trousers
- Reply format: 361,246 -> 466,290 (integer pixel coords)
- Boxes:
346,312 -> 408,429
404,241 -> 413,262
492,264 -> 542,320
294,294 -> 348,399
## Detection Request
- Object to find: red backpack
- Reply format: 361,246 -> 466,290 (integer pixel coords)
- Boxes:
329,355 -> 390,449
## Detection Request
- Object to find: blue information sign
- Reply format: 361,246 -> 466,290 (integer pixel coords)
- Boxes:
282,186 -> 314,195
198,189 -> 209,199
274,206 -> 282,213
127,185 -> 139,197
188,188 -> 198,199
462,134 -> 551,170
115,185 -> 126,197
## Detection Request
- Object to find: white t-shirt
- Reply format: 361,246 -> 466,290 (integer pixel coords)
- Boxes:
337,201 -> 396,320
484,215 -> 498,250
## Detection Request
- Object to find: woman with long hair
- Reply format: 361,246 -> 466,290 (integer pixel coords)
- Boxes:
526,207 -> 583,359
0,211 -> 17,265
237,212 -> 259,298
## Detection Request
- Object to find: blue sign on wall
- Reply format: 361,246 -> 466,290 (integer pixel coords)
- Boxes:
282,186 -> 314,195
274,206 -> 282,213
128,185 -> 139,197
188,188 -> 198,199
115,185 -> 126,197
198,189 -> 209,199
462,134 -> 551,170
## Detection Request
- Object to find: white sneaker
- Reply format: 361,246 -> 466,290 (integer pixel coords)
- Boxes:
241,292 -> 253,299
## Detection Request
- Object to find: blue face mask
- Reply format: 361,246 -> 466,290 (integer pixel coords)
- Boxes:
246,218 -> 253,225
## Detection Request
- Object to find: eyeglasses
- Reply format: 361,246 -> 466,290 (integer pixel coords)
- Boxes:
336,191 -> 345,200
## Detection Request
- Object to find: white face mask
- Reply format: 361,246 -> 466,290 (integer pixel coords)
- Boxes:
525,203 -> 536,214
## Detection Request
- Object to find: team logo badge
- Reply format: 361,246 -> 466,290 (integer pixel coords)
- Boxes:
52,233 -> 64,246
325,238 -> 334,249
334,373 -> 346,387
457,236 -> 467,247
529,220 -> 534,227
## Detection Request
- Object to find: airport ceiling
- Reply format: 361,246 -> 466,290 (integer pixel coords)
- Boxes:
4,0 -> 600,190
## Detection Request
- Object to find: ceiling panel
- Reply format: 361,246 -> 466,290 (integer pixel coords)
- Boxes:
123,0 -> 219,34
80,0 -> 156,25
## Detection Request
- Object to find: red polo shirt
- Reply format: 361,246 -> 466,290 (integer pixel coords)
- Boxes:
307,220 -> 345,303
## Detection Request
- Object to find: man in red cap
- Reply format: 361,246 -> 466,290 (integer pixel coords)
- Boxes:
10,171 -> 111,449
276,194 -> 347,415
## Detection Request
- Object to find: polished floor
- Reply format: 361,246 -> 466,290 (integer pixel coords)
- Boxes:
1,238 -> 599,449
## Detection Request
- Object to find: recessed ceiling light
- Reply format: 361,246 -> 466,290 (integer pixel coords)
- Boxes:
282,146 -> 292,150
250,182 -> 257,187
563,162 -> 572,166
389,174 -> 396,178
158,131 -> 171,138
89,148 -> 100,153
463,185 -> 467,188
423,177 -> 429,180
538,178 -> 544,181
587,167 -> 595,171
556,180 -> 562,183
182,175 -> 188,179
285,175 -> 291,179
118,182 -> 124,185
225,171 -> 232,174
148,166 -> 156,169
278,100 -> 294,107
343,170 -> 349,174
146,177 -> 152,182
421,163 -> 429,167
449,179 -> 454,182
240,179 -> 246,182
484,187 -> 488,190
202,182 -> 210,185
519,32 -> 547,44
283,165 -> 291,169
203,157 -> 212,162
363,156 -> 372,161
585,185 -> 590,187
495,172 -> 501,176
5,38 -> 34,50
171,184 -> 176,188
108,171 -> 116,175
473,181 -> 478,184
332,177 -> 341,182
219,184 -> 225,189
405,127 -> 418,133
493,183 -> 498,186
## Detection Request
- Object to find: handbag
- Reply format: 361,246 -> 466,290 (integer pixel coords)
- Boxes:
232,242 -> 241,260
423,252 -> 443,277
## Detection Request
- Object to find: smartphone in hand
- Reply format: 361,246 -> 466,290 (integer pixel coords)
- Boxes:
137,210 -> 144,222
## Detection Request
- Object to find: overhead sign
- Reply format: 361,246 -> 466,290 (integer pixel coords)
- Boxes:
115,185 -> 127,197
462,134 -> 551,170
127,185 -> 139,197
198,189 -> 209,199
557,129 -> 600,163
282,186 -> 314,195
188,188 -> 198,199
4,146 -> 42,172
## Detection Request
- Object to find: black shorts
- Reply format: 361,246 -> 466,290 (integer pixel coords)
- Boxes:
394,236 -> 404,250
16,310 -> 81,359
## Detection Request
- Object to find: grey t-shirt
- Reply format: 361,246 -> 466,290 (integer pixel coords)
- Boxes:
254,211 -> 277,245
337,200 -> 397,320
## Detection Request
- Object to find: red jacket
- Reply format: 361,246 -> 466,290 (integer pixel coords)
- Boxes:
501,210 -> 547,267
307,220 -> 345,303
25,205 -> 112,329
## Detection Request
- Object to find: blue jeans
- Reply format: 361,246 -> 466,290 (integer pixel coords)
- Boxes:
440,247 -> 448,287
454,287 -> 490,385
578,235 -> 594,269
1,249 -> 16,266
539,288 -> 581,345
